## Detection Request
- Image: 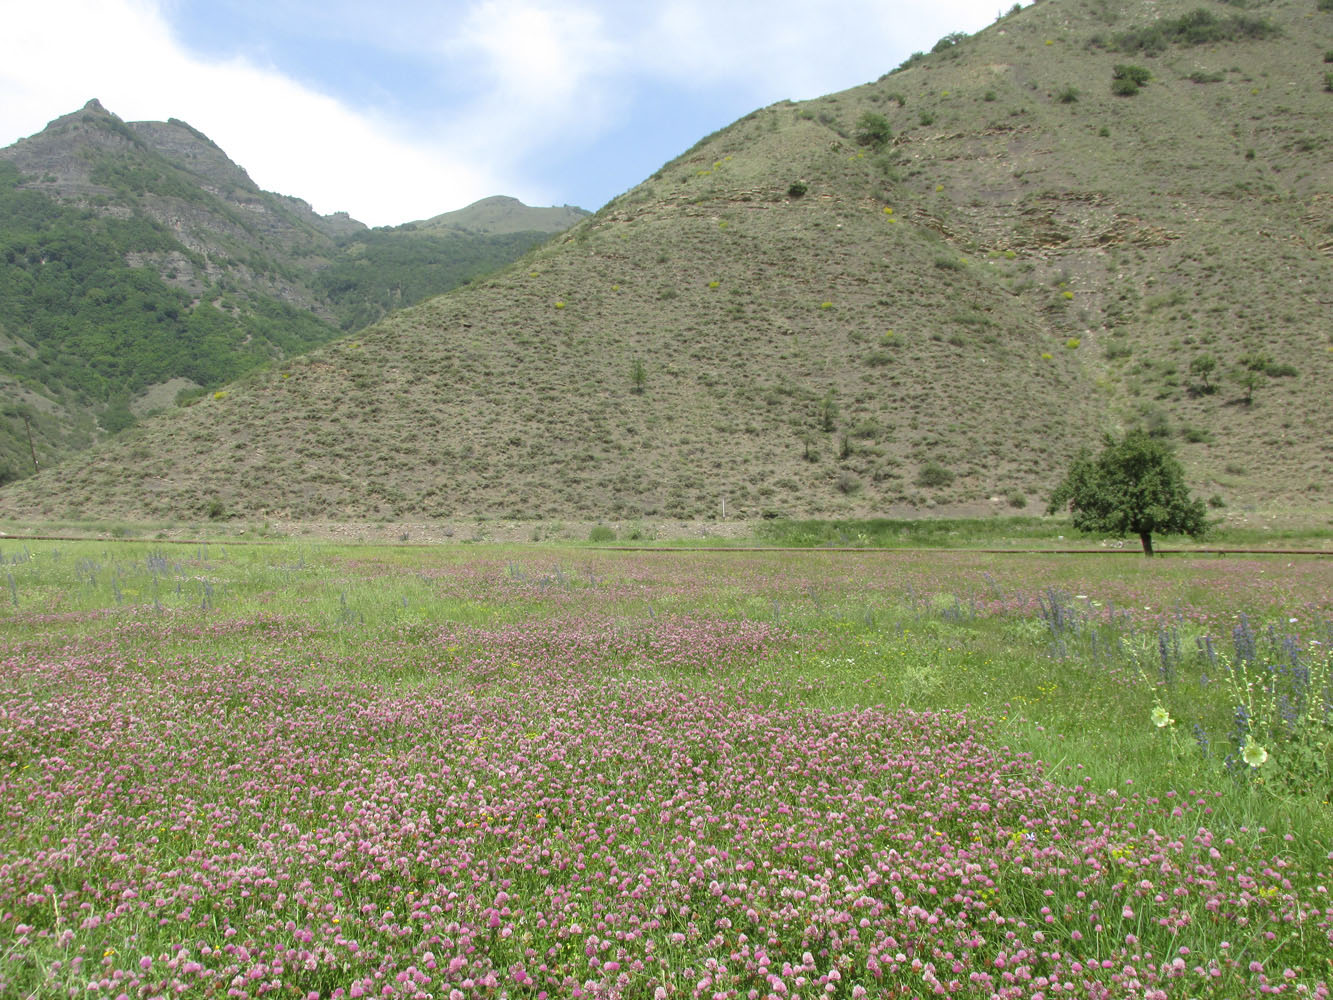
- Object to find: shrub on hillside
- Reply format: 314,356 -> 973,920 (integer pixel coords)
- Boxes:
932,31 -> 968,54
855,112 -> 893,150
1112,64 -> 1152,97
1099,9 -> 1280,54
836,470 -> 863,495
818,392 -> 839,433
917,462 -> 955,488
893,51 -> 927,73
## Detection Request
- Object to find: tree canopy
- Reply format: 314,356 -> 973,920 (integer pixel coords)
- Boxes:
1046,430 -> 1208,556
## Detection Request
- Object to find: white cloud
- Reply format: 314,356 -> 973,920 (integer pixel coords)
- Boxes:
635,1 -> 1005,99
0,0 -> 504,225
1,0 -> 1017,224
438,1 -> 628,154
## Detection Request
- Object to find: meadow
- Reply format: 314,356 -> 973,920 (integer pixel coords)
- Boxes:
1,538 -> 1330,999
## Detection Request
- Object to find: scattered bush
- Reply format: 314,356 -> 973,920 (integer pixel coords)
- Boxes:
1325,71 -> 1333,93
588,524 -> 616,542
1208,493 -> 1226,508
931,31 -> 968,54
1180,425 -> 1213,444
855,112 -> 893,150
817,392 -> 839,433
917,462 -> 955,488
836,470 -> 863,495
894,51 -> 927,73
1112,64 -> 1151,96
1102,9 -> 1280,55
787,181 -> 808,198
1056,86 -> 1080,103
1007,491 -> 1028,509
918,111 -> 936,126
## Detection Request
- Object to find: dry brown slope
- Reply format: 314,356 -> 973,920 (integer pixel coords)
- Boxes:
4,0 -> 1330,521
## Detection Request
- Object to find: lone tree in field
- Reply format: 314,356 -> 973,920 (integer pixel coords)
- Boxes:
1046,430 -> 1208,557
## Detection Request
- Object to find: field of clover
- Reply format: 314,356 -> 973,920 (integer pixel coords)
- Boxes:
1,539 -> 1330,999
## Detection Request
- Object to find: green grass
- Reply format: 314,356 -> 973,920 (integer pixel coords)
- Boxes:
2,539 -> 1330,996
756,516 -> 1069,547
752,516 -> 1333,550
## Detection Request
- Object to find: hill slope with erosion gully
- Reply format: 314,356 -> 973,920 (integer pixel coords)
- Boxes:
1,0 -> 1330,524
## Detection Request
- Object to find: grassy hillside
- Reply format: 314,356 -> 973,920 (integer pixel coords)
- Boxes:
2,0 -> 1330,522
0,103 -> 580,482
314,225 -> 564,332
410,194 -> 590,235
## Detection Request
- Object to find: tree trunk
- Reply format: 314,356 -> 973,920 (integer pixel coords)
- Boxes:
1139,531 -> 1154,557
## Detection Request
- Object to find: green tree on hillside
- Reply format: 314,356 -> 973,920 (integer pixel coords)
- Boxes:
1046,430 -> 1207,556
855,112 -> 893,150
1188,354 -> 1217,394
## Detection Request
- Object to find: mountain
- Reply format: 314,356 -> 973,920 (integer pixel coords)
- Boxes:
311,198 -> 584,332
409,196 -> 590,235
0,101 -> 584,483
2,0 -> 1330,523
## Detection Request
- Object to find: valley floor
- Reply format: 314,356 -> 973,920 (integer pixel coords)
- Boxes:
1,539 -> 1330,996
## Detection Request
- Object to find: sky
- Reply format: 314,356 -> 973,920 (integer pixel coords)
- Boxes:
0,0 -> 1009,227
